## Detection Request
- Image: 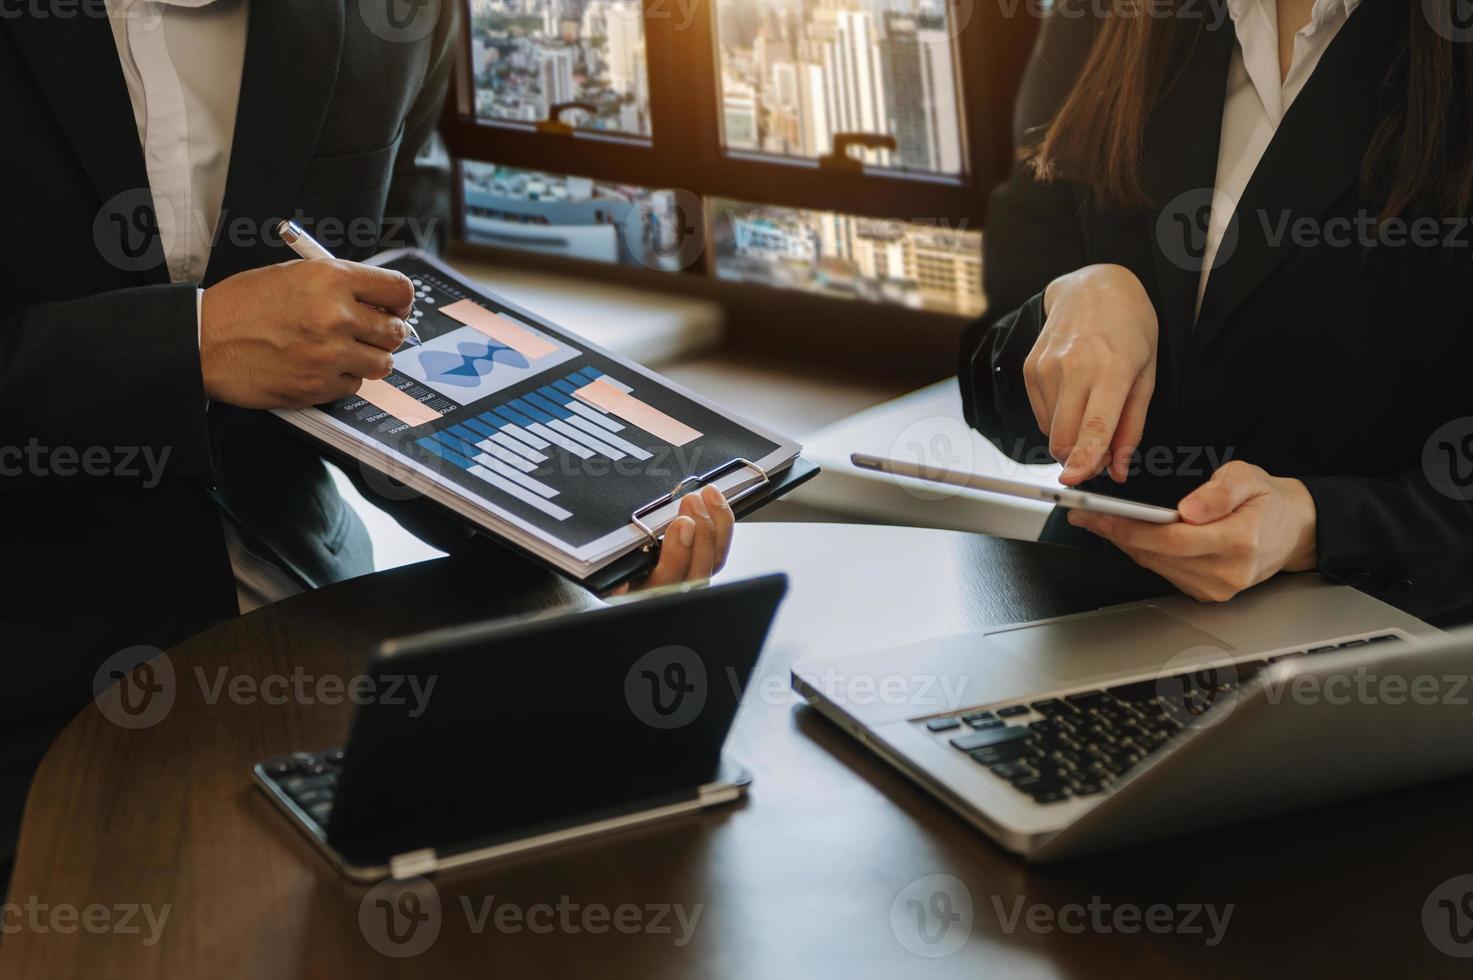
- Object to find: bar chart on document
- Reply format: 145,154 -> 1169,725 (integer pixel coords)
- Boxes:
320,256 -> 784,549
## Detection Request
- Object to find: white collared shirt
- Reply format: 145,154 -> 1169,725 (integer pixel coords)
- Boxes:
107,0 -> 303,613
105,0 -> 248,284
1197,0 -> 1362,311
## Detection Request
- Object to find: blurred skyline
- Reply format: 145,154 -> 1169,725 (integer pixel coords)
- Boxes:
464,0 -> 980,315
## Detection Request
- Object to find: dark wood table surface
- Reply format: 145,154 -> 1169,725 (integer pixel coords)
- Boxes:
3,523 -> 1471,978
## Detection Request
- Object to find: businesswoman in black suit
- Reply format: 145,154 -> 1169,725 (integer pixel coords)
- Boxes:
962,0 -> 1473,622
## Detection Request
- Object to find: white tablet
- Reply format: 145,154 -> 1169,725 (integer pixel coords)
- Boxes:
850,452 -> 1180,524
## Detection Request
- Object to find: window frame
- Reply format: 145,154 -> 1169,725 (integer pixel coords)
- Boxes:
441,0 -> 1038,300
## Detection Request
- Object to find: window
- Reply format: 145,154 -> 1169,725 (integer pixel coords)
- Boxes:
714,0 -> 965,174
468,0 -> 652,135
462,161 -> 690,270
443,0 -> 1036,317
710,200 -> 983,316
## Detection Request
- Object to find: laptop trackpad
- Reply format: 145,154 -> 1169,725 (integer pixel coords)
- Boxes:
984,606 -> 1234,690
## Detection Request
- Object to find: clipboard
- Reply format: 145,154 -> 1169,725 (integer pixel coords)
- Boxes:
456,454 -> 818,593
274,248 -> 812,590
303,429 -> 818,593
588,455 -> 820,593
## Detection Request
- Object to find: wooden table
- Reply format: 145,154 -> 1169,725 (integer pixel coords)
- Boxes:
4,524 -> 1470,978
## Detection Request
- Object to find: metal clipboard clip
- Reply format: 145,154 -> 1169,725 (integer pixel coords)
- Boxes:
630,457 -> 771,551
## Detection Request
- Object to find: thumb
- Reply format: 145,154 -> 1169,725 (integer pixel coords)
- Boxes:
1178,462 -> 1263,524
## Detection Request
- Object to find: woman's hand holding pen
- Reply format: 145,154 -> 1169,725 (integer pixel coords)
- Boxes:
200,259 -> 415,409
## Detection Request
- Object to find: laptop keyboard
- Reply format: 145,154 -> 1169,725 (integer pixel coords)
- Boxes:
259,749 -> 344,829
927,634 -> 1403,806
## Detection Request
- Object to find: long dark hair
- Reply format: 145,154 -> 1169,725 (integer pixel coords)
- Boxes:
1028,3 -> 1473,220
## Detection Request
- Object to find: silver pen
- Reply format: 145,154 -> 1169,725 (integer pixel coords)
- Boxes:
275,219 -> 422,346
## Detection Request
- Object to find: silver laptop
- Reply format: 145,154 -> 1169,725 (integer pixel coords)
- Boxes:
791,575 -> 1473,860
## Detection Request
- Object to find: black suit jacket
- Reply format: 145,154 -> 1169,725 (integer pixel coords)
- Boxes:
961,2 -> 1473,625
0,0 -> 460,857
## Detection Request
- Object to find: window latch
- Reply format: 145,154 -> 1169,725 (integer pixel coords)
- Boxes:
536,102 -> 599,137
818,133 -> 898,173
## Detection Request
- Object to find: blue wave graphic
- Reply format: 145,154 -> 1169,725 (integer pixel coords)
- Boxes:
417,340 -> 530,388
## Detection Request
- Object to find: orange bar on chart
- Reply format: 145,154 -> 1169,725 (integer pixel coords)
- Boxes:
574,378 -> 702,447
440,299 -> 561,360
356,378 -> 442,427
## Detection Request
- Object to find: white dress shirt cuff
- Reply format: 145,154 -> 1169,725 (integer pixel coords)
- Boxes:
197,287 -> 210,410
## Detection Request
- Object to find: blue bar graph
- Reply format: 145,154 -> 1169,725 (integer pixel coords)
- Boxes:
447,423 -> 482,446
486,406 -> 535,429
416,436 -> 474,470
431,431 -> 481,460
460,416 -> 499,440
415,434 -> 570,521
409,366 -> 691,522
523,391 -> 568,418
507,397 -> 554,424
